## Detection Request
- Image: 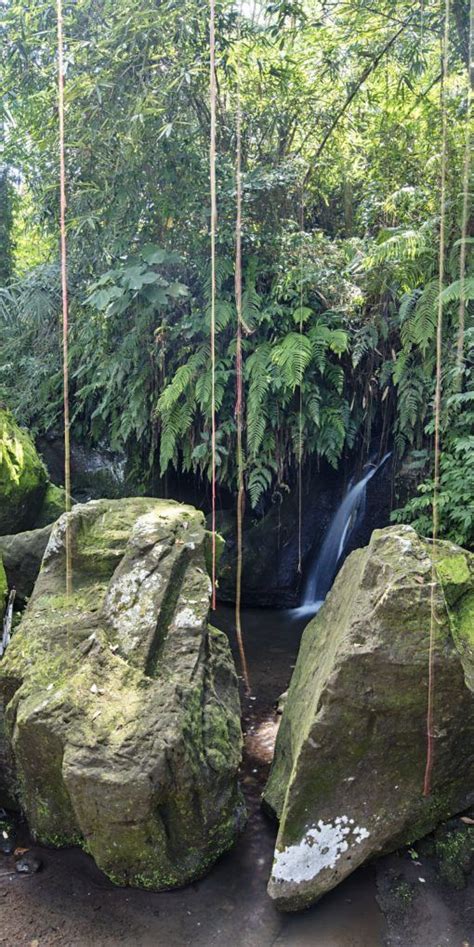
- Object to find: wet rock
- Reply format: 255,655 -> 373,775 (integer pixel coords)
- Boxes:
15,851 -> 42,874
0,410 -> 48,535
264,526 -> 474,911
0,525 -> 52,605
37,436 -> 129,501
0,833 -> 15,855
433,817 -> 474,888
0,498 -> 244,890
0,810 -> 16,854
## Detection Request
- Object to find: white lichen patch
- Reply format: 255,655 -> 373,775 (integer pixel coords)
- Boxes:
174,607 -> 203,629
130,513 -> 163,547
105,565 -> 163,654
396,536 -> 413,553
271,817 -> 370,884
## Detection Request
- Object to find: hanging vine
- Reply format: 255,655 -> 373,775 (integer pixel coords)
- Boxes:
56,0 -> 72,598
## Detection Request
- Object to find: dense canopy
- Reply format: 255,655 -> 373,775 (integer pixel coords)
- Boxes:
1,0 -> 473,543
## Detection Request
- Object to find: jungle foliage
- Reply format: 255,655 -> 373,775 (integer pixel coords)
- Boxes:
1,0 -> 472,541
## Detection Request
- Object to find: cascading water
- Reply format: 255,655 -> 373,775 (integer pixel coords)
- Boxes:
301,452 -> 392,613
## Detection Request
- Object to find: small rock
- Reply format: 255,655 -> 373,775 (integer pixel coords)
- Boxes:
0,830 -> 16,855
15,852 -> 42,874
0,813 -> 16,855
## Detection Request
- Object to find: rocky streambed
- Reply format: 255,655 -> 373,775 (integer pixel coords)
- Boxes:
0,604 -> 472,946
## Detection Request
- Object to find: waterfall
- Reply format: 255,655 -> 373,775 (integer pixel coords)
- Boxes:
300,452 -> 392,613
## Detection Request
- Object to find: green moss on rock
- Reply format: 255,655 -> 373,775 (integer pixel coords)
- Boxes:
0,410 -> 48,534
434,822 -> 474,888
0,497 -> 244,890
34,483 -> 67,529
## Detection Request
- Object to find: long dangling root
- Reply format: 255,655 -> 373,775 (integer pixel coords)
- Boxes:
456,0 -> 473,376
209,0 -> 218,611
56,0 -> 72,600
297,183 -> 305,576
234,10 -> 251,695
423,0 -> 450,798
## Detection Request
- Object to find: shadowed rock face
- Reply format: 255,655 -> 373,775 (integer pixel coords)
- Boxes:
0,498 -> 244,889
0,524 -> 53,604
264,526 -> 474,911
0,556 -> 6,620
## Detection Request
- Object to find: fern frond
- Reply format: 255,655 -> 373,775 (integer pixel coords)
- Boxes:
440,276 -> 474,305
271,332 -> 313,390
156,346 -> 208,412
245,343 -> 272,457
400,281 -> 438,354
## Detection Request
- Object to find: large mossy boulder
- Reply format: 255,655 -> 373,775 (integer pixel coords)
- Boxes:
0,410 -> 48,535
264,525 -> 474,911
0,497 -> 244,888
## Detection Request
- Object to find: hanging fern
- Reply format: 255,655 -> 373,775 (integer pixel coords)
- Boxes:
440,276 -> 474,304
400,280 -> 438,353
246,343 -> 272,458
247,458 -> 277,508
271,332 -> 313,389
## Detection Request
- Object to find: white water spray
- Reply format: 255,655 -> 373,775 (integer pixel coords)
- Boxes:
300,452 -> 392,614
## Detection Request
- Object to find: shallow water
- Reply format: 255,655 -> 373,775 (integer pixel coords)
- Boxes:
0,606 -> 384,947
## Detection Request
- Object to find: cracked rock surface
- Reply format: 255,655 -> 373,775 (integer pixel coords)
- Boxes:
0,497 -> 244,889
264,525 -> 474,911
